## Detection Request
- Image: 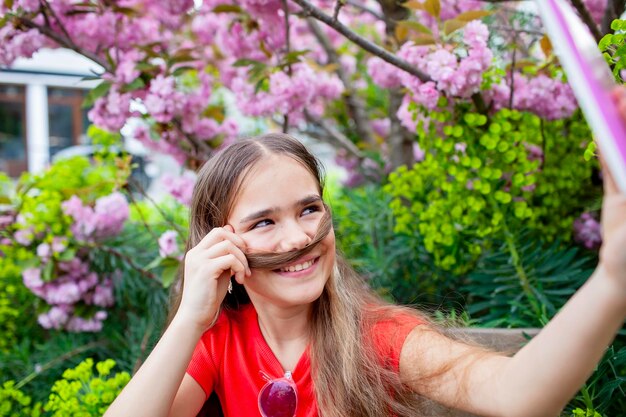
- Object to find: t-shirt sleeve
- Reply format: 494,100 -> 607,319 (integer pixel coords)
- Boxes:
185,314 -> 226,397
369,310 -> 425,373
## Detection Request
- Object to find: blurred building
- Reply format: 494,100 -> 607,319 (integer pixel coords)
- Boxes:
0,49 -> 100,177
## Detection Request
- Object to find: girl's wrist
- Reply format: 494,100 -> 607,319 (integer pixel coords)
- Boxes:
170,310 -> 212,338
593,263 -> 626,310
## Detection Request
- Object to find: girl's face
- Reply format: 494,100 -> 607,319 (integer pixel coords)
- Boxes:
228,154 -> 336,309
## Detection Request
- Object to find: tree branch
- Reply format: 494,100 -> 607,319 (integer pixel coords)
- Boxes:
303,110 -> 365,160
307,18 -> 375,146
281,0 -> 292,132
344,0 -> 387,23
290,0 -> 430,82
15,17 -> 111,72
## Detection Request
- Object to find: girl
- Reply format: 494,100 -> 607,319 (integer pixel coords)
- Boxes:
105,89 -> 626,417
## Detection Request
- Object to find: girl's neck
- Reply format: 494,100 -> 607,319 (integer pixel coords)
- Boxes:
254,300 -> 311,345
252,299 -> 311,371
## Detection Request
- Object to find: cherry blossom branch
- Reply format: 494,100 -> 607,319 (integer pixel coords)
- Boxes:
40,0 -> 73,46
171,120 -> 214,158
290,0 -> 430,83
15,16 -> 111,72
344,0 -> 386,22
333,0 -> 345,21
282,0 -> 292,132
291,0 -> 489,115
303,110 -> 365,160
307,18 -> 375,146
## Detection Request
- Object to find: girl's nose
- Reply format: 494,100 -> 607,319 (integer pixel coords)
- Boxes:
278,221 -> 312,252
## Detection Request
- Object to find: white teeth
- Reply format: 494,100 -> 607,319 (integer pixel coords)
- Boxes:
281,259 -> 314,272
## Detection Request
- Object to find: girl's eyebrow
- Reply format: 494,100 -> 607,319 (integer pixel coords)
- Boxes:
238,194 -> 322,225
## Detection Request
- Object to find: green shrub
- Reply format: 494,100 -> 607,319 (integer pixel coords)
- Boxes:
385,107 -> 596,274
43,358 -> 129,417
0,381 -> 42,417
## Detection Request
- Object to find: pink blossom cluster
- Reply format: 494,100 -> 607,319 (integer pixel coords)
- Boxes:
158,230 -> 181,258
88,88 -> 133,133
23,258 -> 114,332
583,0 -> 608,24
489,73 -> 578,120
439,0 -> 485,20
573,211 -> 602,249
62,192 -> 129,242
371,21 -> 493,131
0,26 -> 47,66
161,172 -> 197,206
231,63 -> 343,125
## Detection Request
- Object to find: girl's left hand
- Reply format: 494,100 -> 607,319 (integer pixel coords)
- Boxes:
598,87 -> 626,286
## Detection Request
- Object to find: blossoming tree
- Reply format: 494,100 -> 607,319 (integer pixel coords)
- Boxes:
1,0 -> 624,332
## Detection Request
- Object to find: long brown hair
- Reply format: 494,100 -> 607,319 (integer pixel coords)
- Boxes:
168,133 -> 433,416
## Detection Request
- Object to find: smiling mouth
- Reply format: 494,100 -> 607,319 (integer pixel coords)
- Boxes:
275,257 -> 319,273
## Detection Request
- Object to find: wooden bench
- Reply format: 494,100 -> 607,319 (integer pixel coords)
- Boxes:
196,328 -> 539,417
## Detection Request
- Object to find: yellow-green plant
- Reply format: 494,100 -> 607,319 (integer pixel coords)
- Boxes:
43,358 -> 130,417
384,105 -> 596,273
0,381 -> 42,417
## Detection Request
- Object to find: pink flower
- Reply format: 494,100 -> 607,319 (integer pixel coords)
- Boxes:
38,306 -> 70,330
367,57 -> 403,89
158,230 -> 180,258
93,281 -> 114,307
413,143 -> 425,162
88,87 -> 132,132
37,243 -> 51,259
573,212 -> 602,249
14,229 -> 33,246
161,172 -> 196,206
23,268 -> 44,289
51,237 -> 67,253
371,118 -> 391,138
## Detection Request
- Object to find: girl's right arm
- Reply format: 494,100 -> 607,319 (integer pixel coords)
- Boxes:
103,225 -> 250,417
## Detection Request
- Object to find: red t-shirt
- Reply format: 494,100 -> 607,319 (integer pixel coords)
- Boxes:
186,303 -> 422,417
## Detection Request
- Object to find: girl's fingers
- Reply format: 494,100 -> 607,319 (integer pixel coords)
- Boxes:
204,239 -> 250,276
211,253 -> 247,283
197,226 -> 246,251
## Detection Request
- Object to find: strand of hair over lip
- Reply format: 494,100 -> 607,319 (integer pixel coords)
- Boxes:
245,208 -> 332,270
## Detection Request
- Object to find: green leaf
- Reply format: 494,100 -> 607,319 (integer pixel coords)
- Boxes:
82,81 -> 112,109
120,77 -> 146,93
161,265 -> 179,288
396,20 -> 432,41
403,0 -> 424,10
144,256 -> 162,271
57,249 -> 76,262
410,33 -> 437,46
454,10 -> 492,22
212,4 -> 242,13
42,261 -> 54,282
282,50 -> 310,66
233,58 -> 264,67
443,19 -> 467,36
423,0 -> 440,19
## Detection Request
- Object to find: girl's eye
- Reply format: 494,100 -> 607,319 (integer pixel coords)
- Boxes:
252,219 -> 273,229
302,205 -> 321,216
